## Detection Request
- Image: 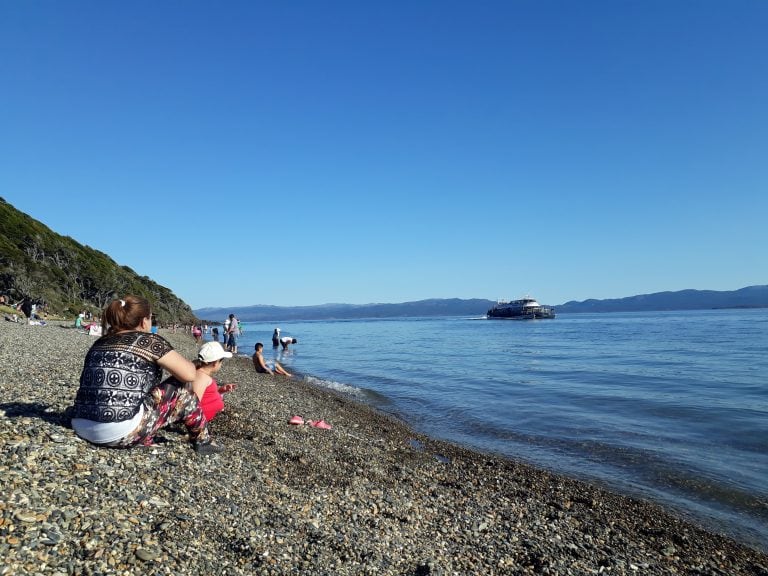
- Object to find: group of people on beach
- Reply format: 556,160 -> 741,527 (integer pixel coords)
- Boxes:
69,296 -> 298,456
2,296 -> 48,325
75,311 -> 101,334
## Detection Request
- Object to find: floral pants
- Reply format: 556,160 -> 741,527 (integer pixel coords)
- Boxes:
106,380 -> 210,447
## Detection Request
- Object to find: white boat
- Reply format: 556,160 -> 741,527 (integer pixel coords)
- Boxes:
486,297 -> 555,320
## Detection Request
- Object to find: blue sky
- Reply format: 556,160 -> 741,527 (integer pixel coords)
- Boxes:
1,1 -> 766,309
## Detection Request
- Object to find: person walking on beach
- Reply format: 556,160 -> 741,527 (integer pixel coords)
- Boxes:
280,336 -> 297,350
225,314 -> 238,353
252,343 -> 292,377
272,328 -> 280,348
211,326 -> 219,342
70,295 -> 223,455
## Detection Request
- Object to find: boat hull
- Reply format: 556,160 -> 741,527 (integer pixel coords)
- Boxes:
486,307 -> 556,320
486,298 -> 556,320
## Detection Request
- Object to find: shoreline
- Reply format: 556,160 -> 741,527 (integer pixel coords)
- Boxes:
1,322 -> 766,574
229,317 -> 768,553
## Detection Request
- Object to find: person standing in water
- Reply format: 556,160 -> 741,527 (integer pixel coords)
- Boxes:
225,314 -> 238,354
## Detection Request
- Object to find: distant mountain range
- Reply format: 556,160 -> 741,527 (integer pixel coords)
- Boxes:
194,285 -> 768,321
195,298 -> 495,322
556,285 -> 768,313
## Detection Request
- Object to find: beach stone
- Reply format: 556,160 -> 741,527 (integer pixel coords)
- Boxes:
135,547 -> 161,562
13,511 -> 38,523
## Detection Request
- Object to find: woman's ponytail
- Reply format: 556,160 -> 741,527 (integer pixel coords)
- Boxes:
102,295 -> 151,335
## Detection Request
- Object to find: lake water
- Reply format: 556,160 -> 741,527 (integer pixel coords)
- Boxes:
224,309 -> 767,550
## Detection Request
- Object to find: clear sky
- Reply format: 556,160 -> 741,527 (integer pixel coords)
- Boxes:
1,1 -> 766,309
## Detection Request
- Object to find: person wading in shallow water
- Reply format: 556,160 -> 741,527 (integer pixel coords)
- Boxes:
225,314 -> 238,354
70,295 -> 223,455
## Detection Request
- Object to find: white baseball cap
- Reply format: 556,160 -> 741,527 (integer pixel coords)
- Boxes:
198,341 -> 233,363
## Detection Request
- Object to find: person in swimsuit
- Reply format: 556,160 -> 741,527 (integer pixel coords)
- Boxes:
252,342 -> 292,377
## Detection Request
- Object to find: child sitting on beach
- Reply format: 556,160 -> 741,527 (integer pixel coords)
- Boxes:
187,341 -> 238,421
252,342 -> 292,377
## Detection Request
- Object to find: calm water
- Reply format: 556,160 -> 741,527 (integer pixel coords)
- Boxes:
227,309 -> 767,550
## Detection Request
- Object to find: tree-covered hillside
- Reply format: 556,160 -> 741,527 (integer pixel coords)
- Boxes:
0,197 -> 196,324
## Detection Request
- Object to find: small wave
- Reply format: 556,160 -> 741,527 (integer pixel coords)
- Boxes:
305,375 -> 365,397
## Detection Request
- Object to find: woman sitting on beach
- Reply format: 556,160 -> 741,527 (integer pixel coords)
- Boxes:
70,295 -> 223,455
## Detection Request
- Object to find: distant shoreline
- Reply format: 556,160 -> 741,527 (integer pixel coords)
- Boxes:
194,286 -> 768,321
197,304 -> 768,322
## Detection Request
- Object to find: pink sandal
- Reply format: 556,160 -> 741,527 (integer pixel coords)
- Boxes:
288,415 -> 304,425
308,419 -> 332,430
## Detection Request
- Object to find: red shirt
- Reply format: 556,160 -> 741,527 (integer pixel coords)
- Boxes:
199,379 -> 224,421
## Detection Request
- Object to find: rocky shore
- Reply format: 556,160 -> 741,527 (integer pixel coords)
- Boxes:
1,321 -> 766,575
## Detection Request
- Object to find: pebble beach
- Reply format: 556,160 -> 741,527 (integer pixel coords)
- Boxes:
1,321 -> 766,575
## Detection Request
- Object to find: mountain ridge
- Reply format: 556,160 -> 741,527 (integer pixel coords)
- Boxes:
195,286 -> 768,321
195,298 -> 496,322
557,285 -> 768,313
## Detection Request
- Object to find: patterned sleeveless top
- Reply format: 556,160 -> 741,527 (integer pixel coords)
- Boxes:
73,331 -> 174,422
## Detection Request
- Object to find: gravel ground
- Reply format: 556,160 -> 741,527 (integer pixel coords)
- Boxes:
1,321 -> 766,575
